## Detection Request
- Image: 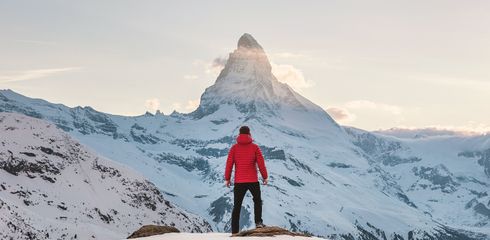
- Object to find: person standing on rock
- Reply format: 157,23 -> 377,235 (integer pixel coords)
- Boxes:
225,125 -> 268,235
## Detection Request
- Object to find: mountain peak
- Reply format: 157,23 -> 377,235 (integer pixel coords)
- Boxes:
191,34 -> 335,122
237,33 -> 263,50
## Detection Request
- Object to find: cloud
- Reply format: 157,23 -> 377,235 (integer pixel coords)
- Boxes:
326,107 -> 356,123
377,123 -> 490,137
0,67 -> 81,83
271,63 -> 313,89
205,57 -> 227,75
172,99 -> 200,113
183,75 -> 198,80
344,100 -> 402,115
144,98 -> 160,112
201,56 -> 313,90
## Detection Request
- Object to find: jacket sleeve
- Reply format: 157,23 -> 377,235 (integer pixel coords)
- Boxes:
224,145 -> 235,181
255,145 -> 268,179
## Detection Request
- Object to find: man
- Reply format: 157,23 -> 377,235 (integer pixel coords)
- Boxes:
225,126 -> 268,234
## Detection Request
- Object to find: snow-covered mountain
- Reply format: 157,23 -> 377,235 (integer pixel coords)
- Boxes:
0,112 -> 211,240
0,33 -> 489,240
346,127 -> 490,236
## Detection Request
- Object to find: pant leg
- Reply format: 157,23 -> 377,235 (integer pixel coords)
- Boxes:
231,183 -> 247,233
248,182 -> 263,224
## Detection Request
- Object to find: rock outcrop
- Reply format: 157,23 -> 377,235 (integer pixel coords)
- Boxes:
127,225 -> 180,239
234,226 -> 311,237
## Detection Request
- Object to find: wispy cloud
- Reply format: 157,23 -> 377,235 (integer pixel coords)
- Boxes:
201,56 -> 313,90
271,63 -> 313,89
326,107 -> 356,123
325,100 -> 405,126
0,67 -> 81,83
205,57 -> 227,75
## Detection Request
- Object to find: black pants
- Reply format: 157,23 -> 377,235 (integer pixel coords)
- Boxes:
231,181 -> 263,234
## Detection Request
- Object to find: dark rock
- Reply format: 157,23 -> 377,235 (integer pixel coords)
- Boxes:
19,152 -> 36,157
209,196 -> 232,223
458,149 -> 490,177
474,203 -> 490,218
210,119 -> 229,125
155,153 -> 210,174
381,155 -> 422,166
259,146 -> 286,160
127,225 -> 179,239
39,146 -> 66,159
130,123 -> 160,144
412,165 -> 459,193
234,226 -> 310,237
237,33 -> 263,50
57,205 -> 67,211
327,162 -> 353,168
196,147 -> 229,158
346,129 -> 402,156
282,176 -> 304,187
94,207 -> 113,224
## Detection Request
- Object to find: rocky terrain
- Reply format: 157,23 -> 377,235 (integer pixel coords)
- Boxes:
0,112 -> 211,239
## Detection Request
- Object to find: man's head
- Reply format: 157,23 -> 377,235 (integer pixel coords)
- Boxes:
239,126 -> 250,135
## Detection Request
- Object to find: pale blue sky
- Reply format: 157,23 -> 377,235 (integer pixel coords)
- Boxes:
1,1 -> 489,132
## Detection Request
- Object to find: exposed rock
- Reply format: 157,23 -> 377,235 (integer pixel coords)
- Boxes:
127,225 -> 180,239
234,226 -> 310,237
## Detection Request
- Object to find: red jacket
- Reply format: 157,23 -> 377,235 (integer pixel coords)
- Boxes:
225,134 -> 268,183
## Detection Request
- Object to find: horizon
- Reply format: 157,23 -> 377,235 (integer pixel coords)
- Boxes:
1,1 -> 489,133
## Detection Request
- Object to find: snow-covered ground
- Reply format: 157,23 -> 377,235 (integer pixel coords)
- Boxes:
129,232 -> 327,240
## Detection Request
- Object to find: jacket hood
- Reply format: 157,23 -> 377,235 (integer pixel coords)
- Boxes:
236,134 -> 253,144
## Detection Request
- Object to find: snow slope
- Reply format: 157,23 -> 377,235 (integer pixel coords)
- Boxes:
129,232 -> 326,240
0,112 -> 211,240
346,127 -> 490,236
0,33 -> 488,240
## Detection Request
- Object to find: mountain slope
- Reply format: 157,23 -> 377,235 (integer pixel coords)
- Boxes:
346,127 -> 490,236
0,33 -> 488,240
0,112 -> 211,240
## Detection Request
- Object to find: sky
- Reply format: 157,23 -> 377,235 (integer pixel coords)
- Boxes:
1,1 -> 489,132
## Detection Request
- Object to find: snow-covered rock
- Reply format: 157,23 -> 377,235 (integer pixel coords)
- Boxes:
0,33 -> 489,240
0,112 -> 211,240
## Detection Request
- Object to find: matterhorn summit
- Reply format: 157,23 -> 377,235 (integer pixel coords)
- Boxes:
194,33 -> 336,128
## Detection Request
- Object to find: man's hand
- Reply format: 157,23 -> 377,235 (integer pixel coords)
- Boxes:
225,180 -> 231,188
262,178 -> 268,185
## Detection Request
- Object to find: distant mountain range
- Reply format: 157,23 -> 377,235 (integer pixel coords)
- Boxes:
1,33 -> 489,240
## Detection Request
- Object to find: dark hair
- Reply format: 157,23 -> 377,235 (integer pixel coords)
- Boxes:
239,126 -> 250,135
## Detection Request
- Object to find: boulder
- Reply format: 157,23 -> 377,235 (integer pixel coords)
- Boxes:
234,226 -> 311,237
127,225 -> 180,239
